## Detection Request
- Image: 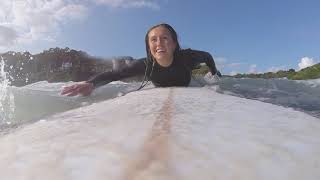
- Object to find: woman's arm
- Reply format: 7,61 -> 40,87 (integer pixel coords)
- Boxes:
61,58 -> 146,96
86,58 -> 147,88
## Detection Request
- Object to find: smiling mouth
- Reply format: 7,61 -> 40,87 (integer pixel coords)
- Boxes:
156,49 -> 166,53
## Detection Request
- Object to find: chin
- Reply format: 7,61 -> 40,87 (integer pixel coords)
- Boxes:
156,57 -> 167,62
156,54 -> 169,59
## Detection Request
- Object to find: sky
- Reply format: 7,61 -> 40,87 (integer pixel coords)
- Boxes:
0,0 -> 319,75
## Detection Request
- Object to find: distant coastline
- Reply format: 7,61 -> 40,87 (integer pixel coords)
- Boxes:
0,47 -> 137,87
193,63 -> 320,80
232,63 -> 320,80
1,47 -> 319,87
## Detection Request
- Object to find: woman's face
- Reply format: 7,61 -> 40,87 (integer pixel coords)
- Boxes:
148,26 -> 177,67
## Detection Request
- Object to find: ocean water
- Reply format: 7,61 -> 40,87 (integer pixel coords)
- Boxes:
1,57 -> 320,133
216,77 -> 320,118
0,80 -> 142,132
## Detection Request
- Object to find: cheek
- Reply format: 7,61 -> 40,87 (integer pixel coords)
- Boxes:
149,43 -> 155,52
168,41 -> 176,52
150,42 -> 156,48
149,45 -> 157,57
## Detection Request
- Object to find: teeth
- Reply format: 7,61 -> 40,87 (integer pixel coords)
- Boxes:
157,49 -> 165,53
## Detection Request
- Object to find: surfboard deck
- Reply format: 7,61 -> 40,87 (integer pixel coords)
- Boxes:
0,87 -> 319,180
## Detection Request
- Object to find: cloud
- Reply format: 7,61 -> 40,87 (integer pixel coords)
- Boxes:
298,57 -> 317,70
94,0 -> 160,9
213,56 -> 226,63
212,56 -> 250,75
227,63 -> 244,68
0,25 -> 18,47
267,66 -> 286,73
55,4 -> 89,22
213,56 -> 243,68
0,0 -> 162,51
229,71 -> 238,76
0,0 -> 89,50
249,64 -> 257,73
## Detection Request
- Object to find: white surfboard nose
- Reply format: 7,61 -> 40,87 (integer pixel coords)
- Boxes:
0,88 -> 320,180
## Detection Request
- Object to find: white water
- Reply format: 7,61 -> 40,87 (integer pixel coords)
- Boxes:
0,57 -> 15,125
0,80 -> 143,132
215,77 -> 320,118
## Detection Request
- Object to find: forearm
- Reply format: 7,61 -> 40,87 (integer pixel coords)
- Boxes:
86,70 -> 118,87
87,58 -> 146,88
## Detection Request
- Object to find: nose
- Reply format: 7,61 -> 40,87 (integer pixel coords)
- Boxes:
156,37 -> 163,46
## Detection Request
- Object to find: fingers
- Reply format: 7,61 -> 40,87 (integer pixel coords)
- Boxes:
61,84 -> 81,96
60,83 -> 93,96
61,85 -> 77,95
205,72 -> 213,78
65,89 -> 80,96
216,71 -> 222,77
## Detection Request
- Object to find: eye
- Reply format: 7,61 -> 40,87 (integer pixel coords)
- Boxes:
150,38 -> 157,43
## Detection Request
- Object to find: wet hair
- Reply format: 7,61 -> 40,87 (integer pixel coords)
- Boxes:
144,23 -> 181,63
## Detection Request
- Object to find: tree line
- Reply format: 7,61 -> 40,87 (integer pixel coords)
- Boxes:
0,47 -> 135,86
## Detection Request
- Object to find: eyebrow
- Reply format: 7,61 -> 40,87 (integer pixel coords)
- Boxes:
149,33 -> 171,39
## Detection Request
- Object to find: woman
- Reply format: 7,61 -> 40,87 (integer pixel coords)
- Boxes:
61,23 -> 221,96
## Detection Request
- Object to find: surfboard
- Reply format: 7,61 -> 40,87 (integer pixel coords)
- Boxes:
0,87 -> 319,180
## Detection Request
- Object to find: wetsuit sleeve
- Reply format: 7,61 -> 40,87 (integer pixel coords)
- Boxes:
187,49 -> 219,75
86,58 -> 147,88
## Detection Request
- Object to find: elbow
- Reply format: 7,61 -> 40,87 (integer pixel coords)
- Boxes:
203,51 -> 213,61
208,55 -> 220,75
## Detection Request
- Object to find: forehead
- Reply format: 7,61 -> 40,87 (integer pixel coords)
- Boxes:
148,26 -> 172,38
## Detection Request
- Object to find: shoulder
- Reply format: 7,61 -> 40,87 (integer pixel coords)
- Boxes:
179,48 -> 212,59
131,57 -> 148,66
179,48 -> 193,56
180,48 -> 211,55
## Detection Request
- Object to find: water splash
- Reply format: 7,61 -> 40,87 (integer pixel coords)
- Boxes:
0,56 -> 15,125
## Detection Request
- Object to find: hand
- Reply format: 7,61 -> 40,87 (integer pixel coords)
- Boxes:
216,70 -> 222,77
61,82 -> 94,96
204,72 -> 220,84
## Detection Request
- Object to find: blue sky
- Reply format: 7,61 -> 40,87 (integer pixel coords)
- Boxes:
0,0 -> 319,75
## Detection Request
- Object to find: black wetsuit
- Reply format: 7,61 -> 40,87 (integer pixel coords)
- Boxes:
87,49 -> 219,87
